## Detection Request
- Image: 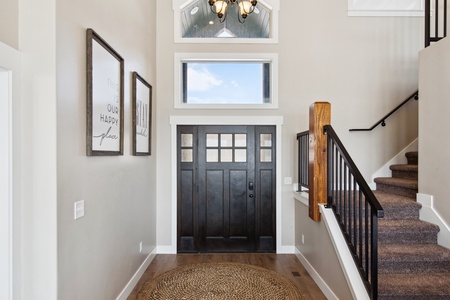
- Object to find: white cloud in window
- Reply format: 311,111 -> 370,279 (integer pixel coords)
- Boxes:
188,64 -> 223,92
230,80 -> 239,88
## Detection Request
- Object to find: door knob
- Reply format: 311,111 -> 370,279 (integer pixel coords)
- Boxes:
249,194 -> 254,198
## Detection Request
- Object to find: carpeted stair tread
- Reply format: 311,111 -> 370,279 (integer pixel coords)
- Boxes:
374,177 -> 418,189
378,219 -> 439,244
374,177 -> 418,198
390,164 -> 418,179
373,190 -> 421,220
378,273 -> 450,300
378,244 -> 450,273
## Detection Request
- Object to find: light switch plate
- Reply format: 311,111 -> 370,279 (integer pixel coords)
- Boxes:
74,200 -> 85,220
284,177 -> 292,185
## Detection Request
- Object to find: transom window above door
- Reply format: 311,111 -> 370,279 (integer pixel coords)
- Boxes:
174,53 -> 278,109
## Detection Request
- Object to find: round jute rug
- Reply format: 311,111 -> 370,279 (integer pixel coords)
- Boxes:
136,262 -> 305,300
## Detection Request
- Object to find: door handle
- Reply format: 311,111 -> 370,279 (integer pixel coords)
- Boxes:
249,181 -> 254,190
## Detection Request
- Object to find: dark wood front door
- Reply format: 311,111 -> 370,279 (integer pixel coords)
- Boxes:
177,125 -> 276,253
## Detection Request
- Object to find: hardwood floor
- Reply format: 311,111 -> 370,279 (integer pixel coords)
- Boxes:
127,254 -> 326,299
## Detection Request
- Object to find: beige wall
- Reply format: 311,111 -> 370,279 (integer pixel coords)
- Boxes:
419,37 -> 450,227
0,0 -> 19,49
156,1 -> 422,250
295,200 -> 354,299
56,0 -> 157,299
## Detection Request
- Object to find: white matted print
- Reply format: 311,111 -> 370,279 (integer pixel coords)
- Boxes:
132,72 -> 152,155
86,28 -> 124,156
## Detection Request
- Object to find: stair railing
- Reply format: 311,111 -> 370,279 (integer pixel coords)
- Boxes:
349,90 -> 418,132
324,125 -> 384,299
296,102 -> 384,299
425,0 -> 448,47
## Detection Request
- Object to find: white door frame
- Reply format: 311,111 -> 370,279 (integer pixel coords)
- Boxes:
169,115 -> 287,253
0,68 -> 12,300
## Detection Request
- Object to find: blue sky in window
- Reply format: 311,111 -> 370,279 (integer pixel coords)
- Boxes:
187,62 -> 264,104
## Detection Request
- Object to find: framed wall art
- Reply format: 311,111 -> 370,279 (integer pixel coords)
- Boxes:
86,28 -> 124,156
132,72 -> 152,155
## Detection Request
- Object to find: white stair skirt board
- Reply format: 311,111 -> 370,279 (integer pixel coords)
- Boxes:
370,139 -> 418,190
320,205 -> 370,300
417,193 -> 450,249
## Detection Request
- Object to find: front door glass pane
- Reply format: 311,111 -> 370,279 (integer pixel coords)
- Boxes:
221,149 -> 233,162
260,133 -> 272,147
235,149 -> 247,162
260,149 -> 272,162
207,149 -> 219,162
221,134 -> 233,147
181,133 -> 193,147
207,134 -> 219,147
235,134 -> 247,147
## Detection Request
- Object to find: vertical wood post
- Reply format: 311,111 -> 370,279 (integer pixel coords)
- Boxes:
308,102 -> 331,221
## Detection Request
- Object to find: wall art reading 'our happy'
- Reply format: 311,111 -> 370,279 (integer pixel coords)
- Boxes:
86,28 -> 124,156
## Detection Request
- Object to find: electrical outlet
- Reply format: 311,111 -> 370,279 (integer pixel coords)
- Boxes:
302,234 -> 305,244
74,200 -> 85,220
139,241 -> 143,253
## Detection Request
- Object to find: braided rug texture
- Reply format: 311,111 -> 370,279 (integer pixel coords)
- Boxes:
137,262 -> 305,300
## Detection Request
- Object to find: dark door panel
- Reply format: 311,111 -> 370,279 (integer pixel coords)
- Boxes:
177,125 -> 275,253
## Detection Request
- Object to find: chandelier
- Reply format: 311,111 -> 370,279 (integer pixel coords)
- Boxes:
207,0 -> 258,23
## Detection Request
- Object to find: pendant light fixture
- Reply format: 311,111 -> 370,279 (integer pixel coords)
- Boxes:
208,0 -> 258,23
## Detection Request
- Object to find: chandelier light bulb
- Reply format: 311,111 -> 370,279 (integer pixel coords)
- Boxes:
238,1 -> 253,18
214,1 -> 228,18
208,0 -> 258,23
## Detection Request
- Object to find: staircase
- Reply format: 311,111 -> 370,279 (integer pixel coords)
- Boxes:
373,152 -> 450,299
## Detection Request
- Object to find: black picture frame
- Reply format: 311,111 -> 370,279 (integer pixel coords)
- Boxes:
86,28 -> 124,156
132,72 -> 152,156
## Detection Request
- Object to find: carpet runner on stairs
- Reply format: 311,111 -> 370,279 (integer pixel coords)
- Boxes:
373,151 -> 450,299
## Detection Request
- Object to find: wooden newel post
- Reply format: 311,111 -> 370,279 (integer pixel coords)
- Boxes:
308,102 -> 331,221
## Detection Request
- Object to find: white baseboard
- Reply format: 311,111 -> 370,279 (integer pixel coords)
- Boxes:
277,245 -> 295,254
294,248 -> 339,300
417,193 -> 450,249
116,248 -> 157,300
156,245 -> 176,254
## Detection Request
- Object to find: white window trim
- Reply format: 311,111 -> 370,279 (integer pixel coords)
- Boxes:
348,0 -> 425,17
172,0 -> 280,44
174,52 -> 279,110
168,115 -> 287,254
